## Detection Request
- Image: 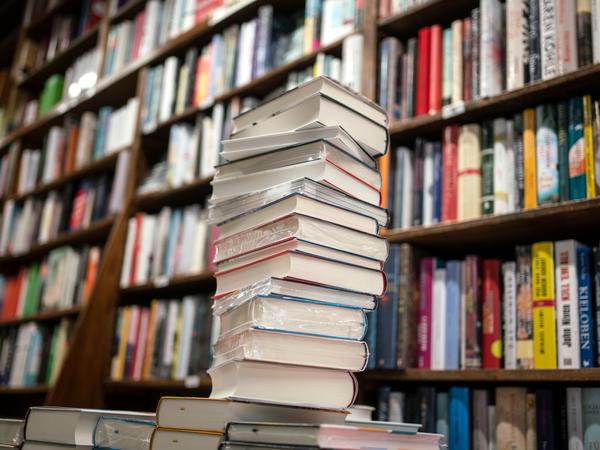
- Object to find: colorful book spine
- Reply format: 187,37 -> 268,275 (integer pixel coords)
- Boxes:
532,241 -> 558,369
577,244 -> 595,367
377,246 -> 400,369
464,255 -> 482,368
583,95 -> 597,198
557,101 -> 570,201
536,104 -> 560,205
523,108 -> 538,208
529,0 -> 542,82
482,259 -> 502,368
442,125 -> 458,222
442,28 -> 452,106
503,261 -> 517,369
417,257 -> 434,369
449,387 -> 470,450
429,25 -> 442,115
568,96 -> 587,200
415,27 -> 431,117
480,120 -> 494,215
445,260 -> 461,370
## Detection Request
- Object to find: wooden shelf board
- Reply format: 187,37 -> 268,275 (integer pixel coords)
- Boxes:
363,368 -> 600,383
27,0 -> 81,35
385,197 -> 600,251
18,25 -> 101,89
0,306 -> 82,328
105,376 -> 211,393
134,177 -> 213,212
0,216 -> 115,269
120,272 -> 215,298
0,385 -> 49,395
379,0 -> 479,37
9,151 -> 124,203
389,63 -> 600,141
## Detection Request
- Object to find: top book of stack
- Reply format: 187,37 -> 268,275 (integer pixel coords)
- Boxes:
207,76 -> 390,411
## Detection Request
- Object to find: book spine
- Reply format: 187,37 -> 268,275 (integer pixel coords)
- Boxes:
583,388 -> 600,447
532,241 -> 558,368
429,25 -> 442,114
442,125 -> 459,222
416,27 -> 431,116
594,247 -> 600,367
442,28 -> 452,106
493,118 -> 509,214
463,17 -> 472,103
567,387 -> 584,450
472,389 -> 489,450
445,260 -> 461,370
482,259 -> 502,368
496,387 -> 527,450
506,0 -> 529,90
450,387 -> 471,450
540,0 -> 559,79
503,261 -> 518,369
471,8 -> 481,100
377,247 -> 400,369
417,257 -> 433,369
583,94 -> 597,198
481,120 -> 495,215
536,103 -> 560,205
451,19 -> 463,104
431,261 -> 446,369
465,255 -> 482,368
457,124 -> 482,221
554,240 -> 581,369
396,243 -> 417,368
529,0 -> 543,81
525,393 -> 537,450
523,108 -> 538,208
577,0 -> 594,66
577,244 -> 595,367
557,101 -> 570,201
480,0 -> 503,97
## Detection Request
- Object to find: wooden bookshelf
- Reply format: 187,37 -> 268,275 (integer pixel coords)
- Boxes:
0,215 -> 114,269
0,385 -> 49,395
388,63 -> 600,142
120,271 -> 215,299
26,0 -> 83,35
0,306 -> 82,328
363,369 -> 600,384
105,376 -> 212,392
134,177 -> 213,211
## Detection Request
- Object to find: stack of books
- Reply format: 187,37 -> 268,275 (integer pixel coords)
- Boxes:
207,76 -> 390,410
0,418 -> 23,449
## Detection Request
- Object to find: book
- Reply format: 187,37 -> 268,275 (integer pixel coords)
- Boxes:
536,103 -> 560,205
577,244 -> 595,367
532,241 -> 558,368
150,429 -> 222,450
583,388 -> 600,449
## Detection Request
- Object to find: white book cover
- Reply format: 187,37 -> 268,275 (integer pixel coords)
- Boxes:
182,0 -> 196,31
593,0 -> 600,62
169,0 -> 185,39
9,324 -> 33,386
175,297 -> 197,379
0,200 -> 14,255
108,151 -> 130,214
190,218 -> 208,273
567,387 -> 584,450
152,207 -> 171,280
162,301 -> 180,369
158,0 -> 174,45
480,0 -> 504,97
431,266 -> 447,369
120,218 -> 137,287
554,240 -> 581,368
493,118 -> 508,214
556,0 -> 578,74
540,0 -> 559,79
506,0 -> 528,90
342,34 -> 363,93
503,262 -> 517,369
210,103 -> 224,172
505,119 -> 517,212
136,215 -> 157,285
177,205 -> 199,274
159,57 -> 179,123
400,147 -> 414,229
451,19 -> 463,104
422,142 -> 435,226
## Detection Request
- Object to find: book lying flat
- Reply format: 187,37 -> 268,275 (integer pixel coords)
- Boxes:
209,178 -> 388,236
216,140 -> 381,191
150,428 -> 222,450
231,77 -> 388,157
217,294 -> 367,340
212,328 -> 369,371
93,416 -> 156,450
0,419 -> 23,446
208,360 -> 357,409
221,126 -> 376,169
225,423 -> 443,450
24,407 -> 155,446
21,443 -> 91,450
211,159 -> 381,206
219,443 -> 321,450
231,94 -> 388,163
215,238 -> 381,273
212,278 -> 377,314
214,213 -> 388,263
214,251 -> 386,296
156,397 -> 347,432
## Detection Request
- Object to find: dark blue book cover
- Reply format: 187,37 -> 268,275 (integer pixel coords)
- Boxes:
377,386 -> 391,421
536,388 -> 558,450
376,245 -> 400,369
449,387 -> 470,450
577,244 -> 595,367
514,112 -> 525,209
528,0 -> 542,82
594,246 -> 600,367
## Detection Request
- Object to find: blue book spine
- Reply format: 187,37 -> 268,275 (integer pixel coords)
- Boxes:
164,209 -> 182,277
365,310 -> 377,369
577,244 -> 595,367
445,260 -> 461,370
449,387 -> 470,450
376,245 -> 400,369
377,386 -> 391,421
378,39 -> 390,111
568,97 -> 587,200
433,142 -> 442,223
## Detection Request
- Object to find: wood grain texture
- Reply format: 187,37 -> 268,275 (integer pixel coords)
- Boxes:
120,271 -> 215,299
0,306 -> 81,328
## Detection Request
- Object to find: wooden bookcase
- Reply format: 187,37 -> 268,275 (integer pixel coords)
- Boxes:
1,0 -> 600,417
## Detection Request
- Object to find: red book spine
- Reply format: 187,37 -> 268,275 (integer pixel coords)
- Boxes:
429,25 -> 442,114
441,125 -> 459,222
417,257 -> 434,369
415,27 -> 432,117
129,306 -> 144,379
379,0 -> 390,19
129,214 -> 144,285
2,276 -> 18,319
482,258 -> 502,368
69,188 -> 87,231
131,10 -> 146,61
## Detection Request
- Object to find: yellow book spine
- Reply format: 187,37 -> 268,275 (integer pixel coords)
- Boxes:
142,300 -> 159,379
531,242 -> 557,369
583,95 -> 597,198
116,307 -> 131,380
523,109 -> 538,209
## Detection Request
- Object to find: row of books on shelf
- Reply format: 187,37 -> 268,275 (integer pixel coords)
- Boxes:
370,239 -> 600,371
120,205 -> 215,287
379,0 -> 426,17
0,244 -> 101,321
376,384 -> 600,450
384,95 -> 600,230
0,143 -> 18,199
0,163 -> 126,257
110,295 -> 212,381
378,0 -> 600,122
0,318 -> 73,387
17,0 -> 104,78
